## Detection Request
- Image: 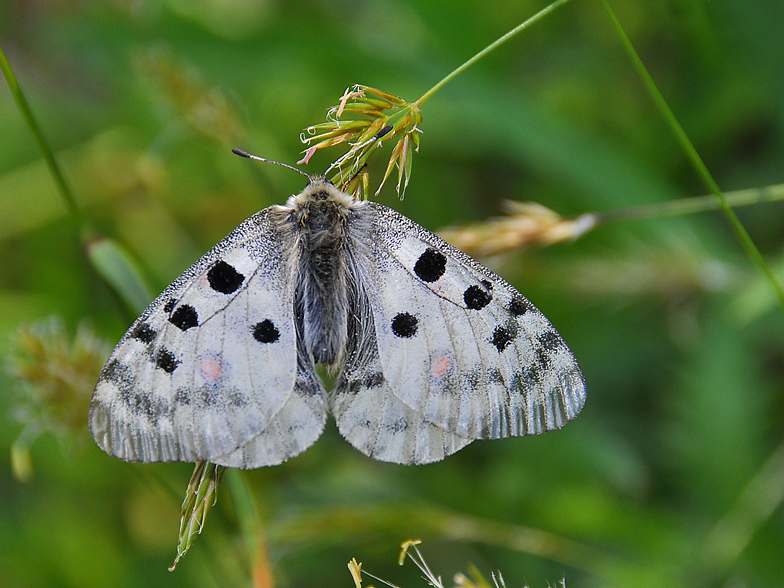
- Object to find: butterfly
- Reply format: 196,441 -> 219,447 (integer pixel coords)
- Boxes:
89,171 -> 586,467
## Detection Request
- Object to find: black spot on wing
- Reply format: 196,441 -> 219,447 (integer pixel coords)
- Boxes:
163,299 -> 176,313
464,284 -> 492,310
101,359 -> 130,386
155,347 -> 179,374
490,326 -> 513,352
347,372 -> 385,393
392,312 -> 418,338
253,319 -> 280,343
169,305 -> 198,331
126,391 -> 171,422
510,297 -> 532,316
414,248 -> 447,282
208,260 -> 245,294
131,322 -> 156,344
537,330 -> 563,352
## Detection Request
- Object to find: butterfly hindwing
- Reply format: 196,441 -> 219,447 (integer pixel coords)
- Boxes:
333,342 -> 474,464
211,345 -> 327,467
331,203 -> 586,462
89,209 -> 327,466
331,255 -> 474,464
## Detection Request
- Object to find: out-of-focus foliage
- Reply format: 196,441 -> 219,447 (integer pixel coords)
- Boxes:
1,1 -> 783,587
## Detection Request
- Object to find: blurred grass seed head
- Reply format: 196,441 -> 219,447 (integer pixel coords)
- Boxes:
6,318 -> 110,481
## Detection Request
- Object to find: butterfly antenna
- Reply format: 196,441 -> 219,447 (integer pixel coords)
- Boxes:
232,148 -> 312,180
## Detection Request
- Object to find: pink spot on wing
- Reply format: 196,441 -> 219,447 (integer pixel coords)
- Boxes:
432,355 -> 451,377
201,357 -> 222,381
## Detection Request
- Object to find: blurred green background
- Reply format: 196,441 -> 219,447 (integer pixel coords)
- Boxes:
2,1 -> 783,587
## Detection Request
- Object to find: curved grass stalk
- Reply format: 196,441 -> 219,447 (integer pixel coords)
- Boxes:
0,43 -> 81,225
1,42 -> 153,314
600,0 -> 784,313
300,0 -> 573,199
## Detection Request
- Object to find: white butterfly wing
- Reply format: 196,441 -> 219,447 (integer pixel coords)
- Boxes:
89,208 -> 328,467
332,203 -> 585,464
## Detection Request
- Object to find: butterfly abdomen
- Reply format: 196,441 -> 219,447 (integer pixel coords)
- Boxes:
287,181 -> 362,366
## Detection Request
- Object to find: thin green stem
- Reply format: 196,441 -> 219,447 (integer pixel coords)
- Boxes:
696,437 -> 784,577
0,42 -> 83,226
600,0 -> 784,311
415,0 -> 572,107
593,183 -> 784,226
2,43 -> 158,316
225,469 -> 261,570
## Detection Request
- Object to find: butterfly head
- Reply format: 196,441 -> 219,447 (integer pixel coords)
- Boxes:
288,178 -> 357,211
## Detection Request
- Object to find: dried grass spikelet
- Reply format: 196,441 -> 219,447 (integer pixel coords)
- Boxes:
346,540 -> 542,588
169,461 -> 226,571
438,200 -> 596,257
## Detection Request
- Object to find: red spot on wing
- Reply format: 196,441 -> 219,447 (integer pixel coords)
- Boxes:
201,357 -> 222,381
432,355 -> 451,377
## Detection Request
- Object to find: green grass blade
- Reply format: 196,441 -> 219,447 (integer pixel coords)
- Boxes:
416,0 -> 572,106
2,43 -> 155,315
0,42 -> 82,225
85,235 -> 154,315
